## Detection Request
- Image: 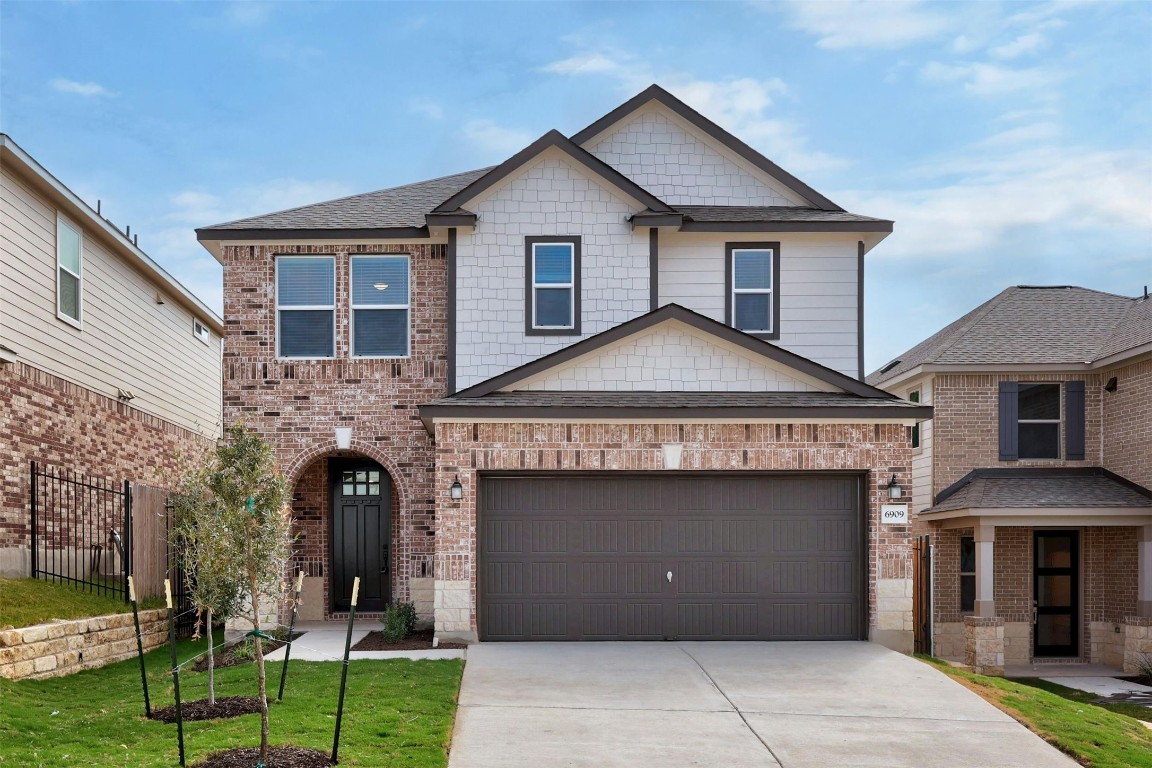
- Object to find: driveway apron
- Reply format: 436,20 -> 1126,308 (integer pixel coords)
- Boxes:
447,642 -> 1078,768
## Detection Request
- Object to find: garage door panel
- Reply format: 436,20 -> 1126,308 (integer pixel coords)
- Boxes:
530,520 -> 566,552
529,562 -> 567,595
623,562 -> 664,595
581,520 -> 619,553
722,519 -> 758,552
623,603 -> 663,638
625,519 -> 662,553
720,561 -> 758,594
815,518 -> 856,552
528,603 -> 567,638
676,519 -> 715,553
581,562 -> 619,594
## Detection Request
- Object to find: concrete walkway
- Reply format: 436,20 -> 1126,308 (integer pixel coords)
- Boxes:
448,642 -> 1077,768
257,621 -> 466,662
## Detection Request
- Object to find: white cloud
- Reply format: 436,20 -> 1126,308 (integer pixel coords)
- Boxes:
461,119 -> 536,157
541,53 -> 625,76
224,2 -> 273,27
777,0 -> 952,50
921,61 -> 1056,97
50,78 -> 114,98
409,98 -> 444,121
989,32 -> 1046,60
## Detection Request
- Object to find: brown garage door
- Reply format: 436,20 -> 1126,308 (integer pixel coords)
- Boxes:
478,474 -> 864,641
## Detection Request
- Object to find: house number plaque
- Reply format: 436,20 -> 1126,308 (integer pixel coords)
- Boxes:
881,504 -> 909,524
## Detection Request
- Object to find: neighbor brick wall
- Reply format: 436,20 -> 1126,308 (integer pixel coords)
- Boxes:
0,360 -> 211,563
433,420 -> 914,634
221,243 -> 447,615
1102,357 -> 1152,488
931,372 -> 1102,495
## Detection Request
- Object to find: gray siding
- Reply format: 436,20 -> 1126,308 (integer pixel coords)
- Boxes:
1,165 -> 221,436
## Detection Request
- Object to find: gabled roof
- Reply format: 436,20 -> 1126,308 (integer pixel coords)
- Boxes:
431,129 -> 674,214
570,84 -> 843,212
674,206 -> 892,233
452,303 -> 897,399
868,286 -> 1150,385
926,468 -> 1152,514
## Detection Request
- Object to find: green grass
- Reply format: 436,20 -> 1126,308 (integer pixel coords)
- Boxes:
0,635 -> 463,767
920,656 -> 1152,768
0,578 -> 164,628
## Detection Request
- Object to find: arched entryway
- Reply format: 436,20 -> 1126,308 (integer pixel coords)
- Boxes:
329,457 -> 391,612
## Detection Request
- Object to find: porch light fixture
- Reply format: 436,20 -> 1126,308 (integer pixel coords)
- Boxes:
1104,376 -> 1118,393
334,427 -> 352,450
449,476 -> 463,500
887,474 -> 903,500
662,443 -> 684,470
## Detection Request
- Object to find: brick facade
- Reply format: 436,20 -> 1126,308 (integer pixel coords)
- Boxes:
221,242 -> 447,617
0,360 -> 211,575
432,420 -> 915,646
1102,358 -> 1152,489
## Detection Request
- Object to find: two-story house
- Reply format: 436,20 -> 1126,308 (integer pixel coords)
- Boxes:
196,85 -> 931,650
0,134 -> 223,578
869,286 -> 1152,673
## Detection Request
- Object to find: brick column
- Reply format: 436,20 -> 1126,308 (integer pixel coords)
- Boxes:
964,616 -> 1005,675
1139,525 -> 1152,617
974,523 -> 996,618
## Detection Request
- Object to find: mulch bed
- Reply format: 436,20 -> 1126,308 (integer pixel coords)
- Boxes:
351,628 -> 468,651
149,696 -> 265,723
192,633 -> 302,672
194,746 -> 331,767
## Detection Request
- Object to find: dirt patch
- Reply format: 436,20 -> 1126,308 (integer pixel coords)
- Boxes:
192,632 -> 303,672
351,628 -> 468,651
149,696 -> 265,723
194,746 -> 331,767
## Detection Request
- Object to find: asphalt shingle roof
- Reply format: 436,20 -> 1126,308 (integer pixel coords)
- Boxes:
200,168 -> 492,231
867,286 -> 1150,385
927,469 -> 1152,513
424,391 -> 922,409
676,206 -> 890,224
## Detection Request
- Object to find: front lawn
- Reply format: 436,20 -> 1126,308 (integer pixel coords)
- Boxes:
0,578 -> 163,628
0,636 -> 463,767
920,656 -> 1152,768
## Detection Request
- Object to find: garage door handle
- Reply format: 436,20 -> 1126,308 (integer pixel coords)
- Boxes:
667,571 -> 673,583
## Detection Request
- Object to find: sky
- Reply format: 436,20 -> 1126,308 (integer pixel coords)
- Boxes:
2,0 -> 1149,373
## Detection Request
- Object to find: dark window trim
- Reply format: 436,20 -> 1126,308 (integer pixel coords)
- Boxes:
1016,382 -> 1062,460
909,389 -> 921,449
959,535 -> 975,615
724,241 -> 780,341
649,228 -> 659,312
525,236 -> 581,337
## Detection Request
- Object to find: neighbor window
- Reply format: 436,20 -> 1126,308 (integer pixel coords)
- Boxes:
351,255 -> 410,357
960,536 -> 975,614
193,318 -> 211,345
1017,383 -> 1061,459
276,256 -> 335,358
909,390 -> 921,448
526,237 -> 580,335
726,242 -> 779,338
57,215 -> 82,324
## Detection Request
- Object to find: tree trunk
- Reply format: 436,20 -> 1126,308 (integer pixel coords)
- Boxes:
206,608 -> 215,706
252,579 -> 269,762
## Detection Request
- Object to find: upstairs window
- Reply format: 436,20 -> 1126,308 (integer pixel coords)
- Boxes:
526,236 -> 580,336
193,318 -> 211,345
57,215 -> 82,325
726,242 -> 779,339
1018,383 -> 1061,459
909,390 -> 921,448
351,255 -> 410,358
998,381 -> 1085,461
276,256 -> 335,358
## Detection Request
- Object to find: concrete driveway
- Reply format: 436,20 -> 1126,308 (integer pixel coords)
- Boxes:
447,642 -> 1076,768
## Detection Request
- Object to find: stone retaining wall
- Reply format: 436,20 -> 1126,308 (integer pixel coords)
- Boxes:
0,608 -> 167,680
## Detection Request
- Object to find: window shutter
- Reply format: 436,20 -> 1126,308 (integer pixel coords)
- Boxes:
1065,380 -> 1086,460
998,381 -> 1019,461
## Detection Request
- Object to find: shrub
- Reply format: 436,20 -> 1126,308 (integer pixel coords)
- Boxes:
1135,652 -> 1152,684
380,601 -> 417,643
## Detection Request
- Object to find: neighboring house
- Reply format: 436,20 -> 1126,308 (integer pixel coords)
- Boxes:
0,134 -> 223,577
869,285 -> 1152,673
196,85 -> 931,650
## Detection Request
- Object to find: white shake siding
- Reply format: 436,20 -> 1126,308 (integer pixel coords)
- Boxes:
583,105 -> 809,207
1,166 -> 222,436
454,151 -> 650,389
659,232 -> 860,377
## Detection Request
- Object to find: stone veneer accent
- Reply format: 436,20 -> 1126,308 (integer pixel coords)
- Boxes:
1120,616 -> 1152,674
964,616 -> 1005,675
0,361 -> 213,577
0,608 -> 167,680
221,243 -> 446,619
432,421 -> 914,647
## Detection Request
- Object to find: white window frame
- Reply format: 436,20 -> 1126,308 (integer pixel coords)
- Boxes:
350,254 -> 411,359
56,214 -> 83,328
193,318 -> 211,345
531,242 -> 575,331
275,255 -> 336,360
730,247 -> 774,334
1017,383 -> 1062,459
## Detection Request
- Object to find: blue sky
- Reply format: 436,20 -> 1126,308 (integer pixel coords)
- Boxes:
2,0 -> 1149,372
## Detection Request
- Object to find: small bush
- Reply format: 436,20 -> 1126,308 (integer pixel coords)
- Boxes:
380,601 -> 417,643
1135,652 -> 1152,684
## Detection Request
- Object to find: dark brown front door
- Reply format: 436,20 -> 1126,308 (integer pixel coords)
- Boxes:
1033,530 -> 1079,657
478,473 -> 865,641
330,459 -> 390,612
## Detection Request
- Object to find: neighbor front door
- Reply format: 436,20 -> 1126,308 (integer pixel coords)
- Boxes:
330,459 -> 390,612
1033,530 -> 1079,657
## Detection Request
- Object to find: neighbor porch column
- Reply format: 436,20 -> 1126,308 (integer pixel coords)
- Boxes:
974,523 -> 996,618
1139,524 -> 1152,617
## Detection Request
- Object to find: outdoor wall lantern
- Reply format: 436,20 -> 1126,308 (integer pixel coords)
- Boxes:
662,443 -> 684,470
450,476 -> 464,500
887,474 -> 903,500
334,427 -> 352,450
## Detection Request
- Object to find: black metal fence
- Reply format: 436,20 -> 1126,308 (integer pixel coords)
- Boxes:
163,499 -> 197,636
30,461 -> 131,602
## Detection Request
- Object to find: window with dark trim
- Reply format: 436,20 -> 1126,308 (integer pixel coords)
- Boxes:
1000,381 -> 1081,461
276,255 -> 336,358
960,536 -> 975,614
724,242 -> 780,339
909,390 -> 921,448
525,236 -> 581,336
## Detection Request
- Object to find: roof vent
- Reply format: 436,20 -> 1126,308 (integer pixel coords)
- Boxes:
878,359 -> 901,374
